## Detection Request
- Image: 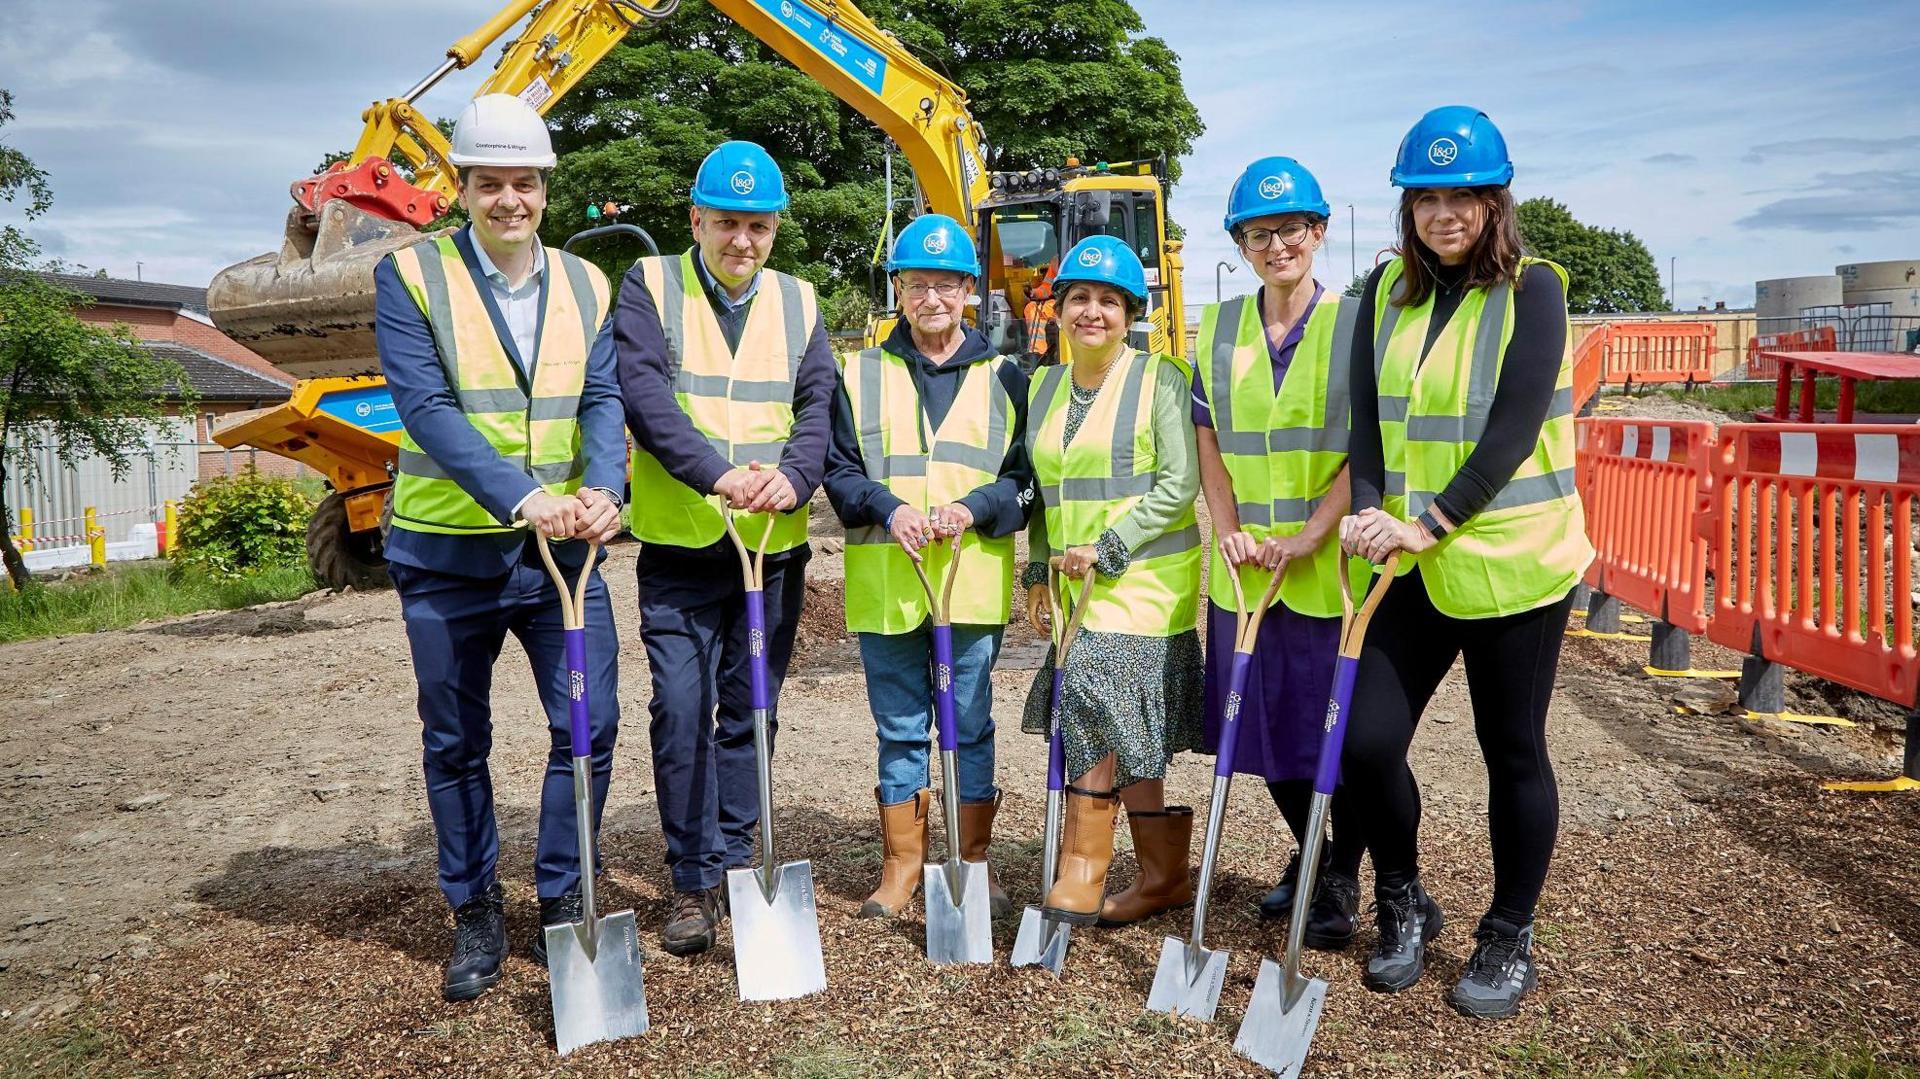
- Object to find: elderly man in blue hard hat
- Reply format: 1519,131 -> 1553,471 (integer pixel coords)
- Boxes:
613,140 -> 836,957
823,214 -> 1036,921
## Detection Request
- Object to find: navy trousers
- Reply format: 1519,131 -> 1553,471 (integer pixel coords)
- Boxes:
636,540 -> 809,892
392,554 -> 621,908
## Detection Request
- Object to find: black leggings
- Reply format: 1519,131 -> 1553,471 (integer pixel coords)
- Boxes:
1266,781 -> 1365,880
1340,568 -> 1574,927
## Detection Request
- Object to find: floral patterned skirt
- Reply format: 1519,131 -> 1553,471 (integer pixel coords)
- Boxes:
1021,627 -> 1204,788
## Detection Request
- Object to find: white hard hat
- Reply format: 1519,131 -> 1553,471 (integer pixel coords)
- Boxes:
447,93 -> 556,169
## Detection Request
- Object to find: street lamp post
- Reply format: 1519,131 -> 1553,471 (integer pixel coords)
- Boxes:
1348,204 -> 1356,285
1216,260 -> 1237,303
1669,256 -> 1676,310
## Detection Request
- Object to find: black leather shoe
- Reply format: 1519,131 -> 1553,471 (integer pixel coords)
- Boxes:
442,882 -> 506,1002
530,892 -> 585,968
1363,879 -> 1444,993
1304,872 -> 1361,951
662,886 -> 725,958
1257,851 -> 1304,919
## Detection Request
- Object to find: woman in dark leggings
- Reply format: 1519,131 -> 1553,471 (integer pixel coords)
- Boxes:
1338,106 -> 1593,1020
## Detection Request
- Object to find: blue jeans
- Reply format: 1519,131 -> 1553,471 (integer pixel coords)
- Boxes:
858,624 -> 1002,805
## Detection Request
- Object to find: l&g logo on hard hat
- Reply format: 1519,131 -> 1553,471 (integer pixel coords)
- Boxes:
1257,176 -> 1286,200
731,170 -> 756,195
1427,138 -> 1459,166
1077,246 -> 1104,268
923,230 -> 949,255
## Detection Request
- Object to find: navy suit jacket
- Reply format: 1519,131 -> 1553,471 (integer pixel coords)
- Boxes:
375,227 -> 626,578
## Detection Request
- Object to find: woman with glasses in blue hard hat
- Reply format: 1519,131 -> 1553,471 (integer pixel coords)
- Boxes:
1182,157 -> 1367,946
1338,106 -> 1591,1019
1019,235 -> 1204,928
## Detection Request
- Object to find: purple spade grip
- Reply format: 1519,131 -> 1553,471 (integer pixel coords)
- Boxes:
745,587 -> 770,711
1214,650 -> 1255,779
1313,654 -> 1360,795
564,626 -> 591,757
1045,669 -> 1066,791
931,623 -> 958,752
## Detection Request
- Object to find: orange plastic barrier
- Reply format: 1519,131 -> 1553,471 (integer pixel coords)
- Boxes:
1572,325 -> 1609,414
1705,423 -> 1920,707
1574,418 -> 1601,587
1582,418 -> 1716,633
1603,322 -> 1716,385
1744,326 -> 1835,381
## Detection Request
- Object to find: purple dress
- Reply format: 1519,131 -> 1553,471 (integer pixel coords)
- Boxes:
1192,284 -> 1342,783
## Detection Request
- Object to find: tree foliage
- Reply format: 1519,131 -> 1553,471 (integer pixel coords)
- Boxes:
539,0 -> 1203,296
0,90 -> 193,591
1516,197 -> 1668,314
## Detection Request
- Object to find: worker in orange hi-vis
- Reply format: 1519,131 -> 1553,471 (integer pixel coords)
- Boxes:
1023,263 -> 1059,371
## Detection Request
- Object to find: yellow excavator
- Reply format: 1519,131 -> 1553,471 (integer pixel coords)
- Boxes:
207,0 -> 1188,589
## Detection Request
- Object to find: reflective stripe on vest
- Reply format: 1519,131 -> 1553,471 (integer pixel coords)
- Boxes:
628,250 -> 819,553
1029,348 -> 1200,636
1195,291 -> 1358,618
387,234 -> 609,534
841,346 -> 1016,633
1371,256 -> 1593,618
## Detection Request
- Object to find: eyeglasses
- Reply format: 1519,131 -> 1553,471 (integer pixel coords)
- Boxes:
902,282 -> 968,299
1237,222 -> 1315,252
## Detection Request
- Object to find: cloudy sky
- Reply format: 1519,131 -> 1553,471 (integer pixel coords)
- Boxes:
3,0 -> 1915,309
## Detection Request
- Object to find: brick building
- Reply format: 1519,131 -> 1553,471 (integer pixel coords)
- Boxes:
44,272 -> 301,480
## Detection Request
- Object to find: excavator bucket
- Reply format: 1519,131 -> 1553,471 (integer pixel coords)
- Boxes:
208,199 -> 443,381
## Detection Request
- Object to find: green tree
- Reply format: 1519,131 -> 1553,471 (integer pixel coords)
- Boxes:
1344,272 -> 1368,298
1516,197 -> 1667,314
539,0 -> 1203,294
0,90 -> 193,591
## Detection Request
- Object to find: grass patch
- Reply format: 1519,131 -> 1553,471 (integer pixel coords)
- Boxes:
1635,376 -> 1920,418
0,1011 -> 160,1079
0,562 -> 317,644
772,1042 -> 886,1079
1498,1027 -> 1915,1078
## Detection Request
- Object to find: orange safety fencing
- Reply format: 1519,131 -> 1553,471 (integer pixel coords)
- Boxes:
1703,423 -> 1920,707
1602,322 -> 1717,385
1572,325 -> 1609,414
1579,418 -> 1716,634
1744,326 -> 1835,381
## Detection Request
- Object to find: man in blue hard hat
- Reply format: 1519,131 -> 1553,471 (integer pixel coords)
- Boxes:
824,214 -> 1036,921
613,140 -> 836,957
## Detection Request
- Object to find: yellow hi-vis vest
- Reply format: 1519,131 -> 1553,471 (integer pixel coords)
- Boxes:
1195,291 -> 1360,618
387,234 -> 610,535
1030,348 -> 1201,636
840,346 -> 1017,633
628,250 -> 820,553
1372,256 -> 1592,618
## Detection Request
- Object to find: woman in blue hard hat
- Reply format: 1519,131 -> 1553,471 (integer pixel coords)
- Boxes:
1185,157 -> 1366,945
1338,106 -> 1590,1018
1019,235 -> 1204,927
824,213 -> 1036,921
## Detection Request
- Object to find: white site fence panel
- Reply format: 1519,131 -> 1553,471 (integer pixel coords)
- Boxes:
5,418 -> 197,557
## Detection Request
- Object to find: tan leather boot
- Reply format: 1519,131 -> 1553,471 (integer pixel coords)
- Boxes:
859,788 -> 929,918
1097,806 -> 1195,926
1041,785 -> 1120,926
958,793 -> 1011,919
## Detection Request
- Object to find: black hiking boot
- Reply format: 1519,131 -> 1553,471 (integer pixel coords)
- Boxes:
442,882 -> 506,1002
662,885 -> 725,958
1303,871 -> 1361,951
1449,918 -> 1538,1020
1363,879 -> 1444,993
530,891 -> 584,968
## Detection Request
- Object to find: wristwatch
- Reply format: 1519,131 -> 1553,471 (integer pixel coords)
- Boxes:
1417,509 -> 1449,540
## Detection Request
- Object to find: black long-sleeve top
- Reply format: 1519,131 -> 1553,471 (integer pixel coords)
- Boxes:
1348,259 -> 1568,526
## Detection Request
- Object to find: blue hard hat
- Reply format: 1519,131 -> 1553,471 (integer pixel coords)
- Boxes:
1052,236 -> 1148,306
1390,106 -> 1513,189
886,214 -> 979,276
691,140 -> 789,212
1223,157 -> 1330,232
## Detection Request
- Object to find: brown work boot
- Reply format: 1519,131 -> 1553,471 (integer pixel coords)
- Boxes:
662,885 -> 725,958
958,793 -> 1011,919
859,788 -> 929,919
1041,784 -> 1120,926
1097,806 -> 1195,926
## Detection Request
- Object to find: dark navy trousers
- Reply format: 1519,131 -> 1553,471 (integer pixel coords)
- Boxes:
391,554 -> 621,908
636,540 -> 809,892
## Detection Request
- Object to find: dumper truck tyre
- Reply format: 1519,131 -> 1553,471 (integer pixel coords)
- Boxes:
308,489 -> 391,592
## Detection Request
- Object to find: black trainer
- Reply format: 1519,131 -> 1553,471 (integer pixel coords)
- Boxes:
662,885 -> 725,958
442,882 -> 506,1002
530,892 -> 585,968
1362,879 -> 1444,993
1303,871 -> 1361,951
1449,919 -> 1538,1019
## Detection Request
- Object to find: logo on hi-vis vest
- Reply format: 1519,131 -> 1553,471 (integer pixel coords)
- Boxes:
1427,138 -> 1459,166
1257,175 -> 1286,200
1077,246 -> 1104,268
731,170 -> 756,195
923,230 -> 949,255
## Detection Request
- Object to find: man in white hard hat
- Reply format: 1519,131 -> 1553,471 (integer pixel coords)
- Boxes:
373,92 -> 627,1002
